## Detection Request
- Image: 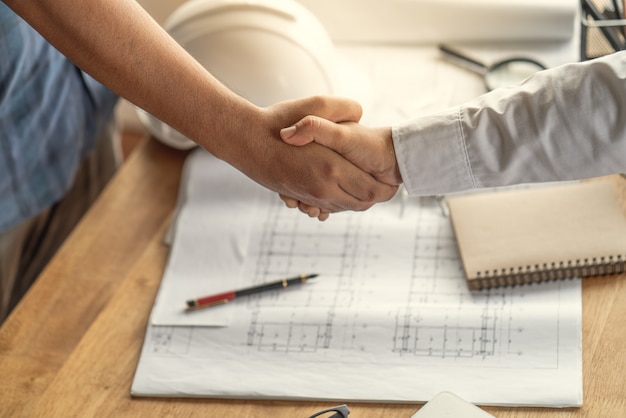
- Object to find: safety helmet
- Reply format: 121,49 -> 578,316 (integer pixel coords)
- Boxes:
137,0 -> 347,149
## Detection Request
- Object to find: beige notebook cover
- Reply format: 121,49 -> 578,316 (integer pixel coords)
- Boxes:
446,181 -> 626,290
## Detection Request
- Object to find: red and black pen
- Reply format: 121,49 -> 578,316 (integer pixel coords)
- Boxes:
185,273 -> 318,312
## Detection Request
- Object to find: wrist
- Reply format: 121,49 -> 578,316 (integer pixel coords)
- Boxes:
195,96 -> 264,162
381,127 -> 402,185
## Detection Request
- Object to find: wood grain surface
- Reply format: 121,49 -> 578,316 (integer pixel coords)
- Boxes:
1,139 -> 624,417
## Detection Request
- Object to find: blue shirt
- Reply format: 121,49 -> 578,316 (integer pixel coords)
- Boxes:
0,3 -> 118,231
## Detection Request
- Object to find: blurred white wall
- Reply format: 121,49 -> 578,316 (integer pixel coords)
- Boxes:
119,0 -> 578,132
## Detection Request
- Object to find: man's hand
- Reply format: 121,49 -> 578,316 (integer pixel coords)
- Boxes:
281,116 -> 401,186
211,96 -> 399,217
278,115 -> 402,219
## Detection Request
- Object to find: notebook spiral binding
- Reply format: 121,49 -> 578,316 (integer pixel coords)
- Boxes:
471,255 -> 626,290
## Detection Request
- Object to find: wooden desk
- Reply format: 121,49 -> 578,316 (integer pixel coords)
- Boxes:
1,138 -> 625,417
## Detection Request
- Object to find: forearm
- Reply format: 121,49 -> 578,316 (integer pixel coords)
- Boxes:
394,51 -> 626,195
3,0 -> 398,211
4,0 -> 257,157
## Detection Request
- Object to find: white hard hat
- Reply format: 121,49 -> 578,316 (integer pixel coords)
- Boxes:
137,0 -> 362,150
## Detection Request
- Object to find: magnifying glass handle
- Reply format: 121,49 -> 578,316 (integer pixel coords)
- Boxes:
438,44 -> 488,76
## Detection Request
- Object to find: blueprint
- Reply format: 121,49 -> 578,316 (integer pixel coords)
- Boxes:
132,44 -> 582,406
132,152 -> 582,406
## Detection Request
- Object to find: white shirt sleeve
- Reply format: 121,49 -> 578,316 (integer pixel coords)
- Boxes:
393,51 -> 626,196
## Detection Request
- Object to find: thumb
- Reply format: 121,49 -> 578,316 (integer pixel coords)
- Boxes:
280,124 -> 311,146
280,116 -> 351,154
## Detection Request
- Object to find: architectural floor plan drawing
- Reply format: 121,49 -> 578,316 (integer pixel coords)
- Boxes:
237,195 -> 567,371
132,152 -> 582,406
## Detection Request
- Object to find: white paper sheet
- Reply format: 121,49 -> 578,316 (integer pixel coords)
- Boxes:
133,43 -> 582,405
133,157 -> 582,405
151,153 -> 264,326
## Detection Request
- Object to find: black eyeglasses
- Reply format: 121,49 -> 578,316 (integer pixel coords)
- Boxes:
308,404 -> 350,418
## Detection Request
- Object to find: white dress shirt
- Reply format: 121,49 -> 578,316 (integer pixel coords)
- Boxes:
393,51 -> 626,195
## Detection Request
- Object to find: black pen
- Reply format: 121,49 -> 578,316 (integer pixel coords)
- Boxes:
185,273 -> 318,311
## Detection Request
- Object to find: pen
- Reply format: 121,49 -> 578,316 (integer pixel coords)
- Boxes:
185,273 -> 318,311
582,0 -> 624,52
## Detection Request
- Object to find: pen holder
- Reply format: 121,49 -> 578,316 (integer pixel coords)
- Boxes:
580,0 -> 626,60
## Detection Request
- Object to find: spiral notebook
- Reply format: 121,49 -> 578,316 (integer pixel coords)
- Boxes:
446,180 -> 626,290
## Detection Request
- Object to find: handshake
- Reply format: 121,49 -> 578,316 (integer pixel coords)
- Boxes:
258,95 -> 403,221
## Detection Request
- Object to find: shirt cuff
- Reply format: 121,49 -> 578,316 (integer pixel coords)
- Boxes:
392,109 -> 477,196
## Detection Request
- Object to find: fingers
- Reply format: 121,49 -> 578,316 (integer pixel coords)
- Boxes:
276,95 -> 363,126
279,195 -> 299,209
273,135 -> 394,211
281,118 -> 402,187
303,141 -> 399,207
297,204 -> 330,222
316,211 -> 330,221
280,195 -> 330,221
281,115 -> 353,152
302,95 -> 363,123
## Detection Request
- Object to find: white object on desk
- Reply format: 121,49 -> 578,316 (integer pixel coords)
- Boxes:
412,392 -> 495,417
136,0 -> 370,150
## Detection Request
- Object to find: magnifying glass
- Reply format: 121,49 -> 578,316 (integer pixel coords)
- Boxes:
439,44 -> 547,91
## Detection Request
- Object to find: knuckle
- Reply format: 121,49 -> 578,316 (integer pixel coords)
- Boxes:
299,115 -> 322,132
308,185 -> 327,201
363,190 -> 377,203
353,101 -> 363,119
352,201 -> 374,212
308,95 -> 327,110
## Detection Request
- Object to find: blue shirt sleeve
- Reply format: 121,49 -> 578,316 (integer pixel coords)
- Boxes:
0,3 -> 118,231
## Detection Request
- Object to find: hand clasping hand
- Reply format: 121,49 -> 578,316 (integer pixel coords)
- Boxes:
279,115 -> 402,220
